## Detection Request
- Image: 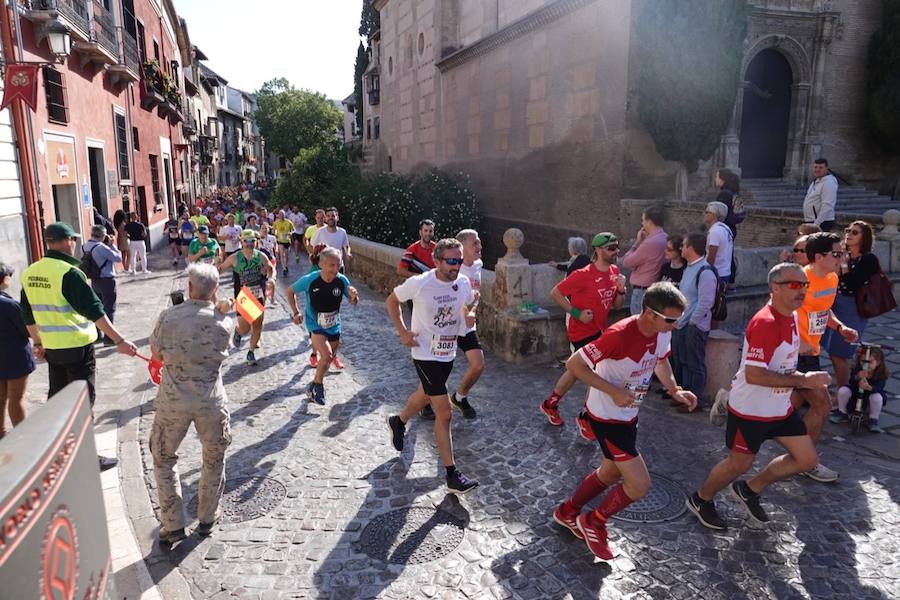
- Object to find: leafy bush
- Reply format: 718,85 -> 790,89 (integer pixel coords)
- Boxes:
867,0 -> 900,150
272,142 -> 358,212
635,0 -> 749,171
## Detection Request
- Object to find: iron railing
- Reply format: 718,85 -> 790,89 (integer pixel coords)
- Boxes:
90,0 -> 118,59
120,28 -> 139,75
32,0 -> 90,37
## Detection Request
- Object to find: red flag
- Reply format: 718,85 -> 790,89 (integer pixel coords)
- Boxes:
0,64 -> 39,111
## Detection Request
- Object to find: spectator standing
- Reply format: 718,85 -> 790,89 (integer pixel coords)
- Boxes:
823,221 -> 879,388
149,263 -> 234,547
311,207 -> 352,269
0,262 -> 34,439
671,233 -> 718,411
714,168 -> 742,238
704,201 -> 733,283
20,222 -> 137,469
660,235 -> 686,284
124,212 -> 151,274
622,205 -> 667,315
113,209 -> 130,272
802,158 -> 838,232
398,219 -> 437,278
549,237 -> 591,276
82,225 -> 123,344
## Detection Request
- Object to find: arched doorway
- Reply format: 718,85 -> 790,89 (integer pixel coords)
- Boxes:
738,49 -> 793,178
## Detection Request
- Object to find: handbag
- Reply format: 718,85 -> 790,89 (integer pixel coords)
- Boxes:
856,259 -> 897,319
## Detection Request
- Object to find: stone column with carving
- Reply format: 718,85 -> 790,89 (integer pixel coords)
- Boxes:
493,228 -> 533,310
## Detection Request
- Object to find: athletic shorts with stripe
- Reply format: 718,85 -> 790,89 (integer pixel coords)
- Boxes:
588,417 -> 639,462
413,359 -> 454,396
725,410 -> 807,455
571,330 -> 602,352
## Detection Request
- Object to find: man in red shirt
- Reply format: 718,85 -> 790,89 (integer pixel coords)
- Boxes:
397,219 -> 436,278
540,232 -> 626,437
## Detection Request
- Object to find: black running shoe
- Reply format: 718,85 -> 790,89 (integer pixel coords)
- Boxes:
386,415 -> 405,451
447,470 -> 479,495
159,528 -> 187,550
420,404 -> 436,420
731,481 -> 770,523
450,393 -> 476,419
686,493 -> 728,530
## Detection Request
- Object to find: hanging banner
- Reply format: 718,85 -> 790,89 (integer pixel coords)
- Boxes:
0,64 -> 40,111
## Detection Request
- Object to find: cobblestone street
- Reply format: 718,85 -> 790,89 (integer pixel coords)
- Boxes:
24,252 -> 900,599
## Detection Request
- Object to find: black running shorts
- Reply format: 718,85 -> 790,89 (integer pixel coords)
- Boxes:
726,410 -> 807,455
457,331 -> 482,353
796,355 -> 821,373
572,330 -> 603,351
588,417 -> 639,462
413,359 -> 454,396
310,329 -> 340,343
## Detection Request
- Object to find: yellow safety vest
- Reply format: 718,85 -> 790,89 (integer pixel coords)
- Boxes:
21,257 -> 98,349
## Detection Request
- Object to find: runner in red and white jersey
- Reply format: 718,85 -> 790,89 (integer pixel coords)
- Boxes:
540,232 -> 626,437
552,282 -> 696,561
688,263 -> 831,531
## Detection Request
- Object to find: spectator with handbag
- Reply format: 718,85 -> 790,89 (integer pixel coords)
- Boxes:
82,225 -> 123,345
822,221 -> 880,388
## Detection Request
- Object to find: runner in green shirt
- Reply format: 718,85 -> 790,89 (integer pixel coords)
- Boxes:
188,226 -> 221,265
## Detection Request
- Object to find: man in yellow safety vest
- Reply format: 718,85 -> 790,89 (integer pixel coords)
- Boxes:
20,222 -> 138,470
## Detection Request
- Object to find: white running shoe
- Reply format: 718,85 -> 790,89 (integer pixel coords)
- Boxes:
710,389 -> 730,427
802,463 -> 839,483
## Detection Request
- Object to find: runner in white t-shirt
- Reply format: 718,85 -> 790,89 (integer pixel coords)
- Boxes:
385,238 -> 479,495
552,282 -> 695,561
449,229 -> 485,419
219,214 -> 243,255
310,207 -> 351,268
688,263 -> 829,532
290,207 -> 307,264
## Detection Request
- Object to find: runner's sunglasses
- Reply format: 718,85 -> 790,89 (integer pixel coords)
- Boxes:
438,257 -> 462,265
647,306 -> 682,324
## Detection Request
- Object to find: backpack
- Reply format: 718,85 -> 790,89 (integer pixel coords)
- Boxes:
79,243 -> 103,280
695,264 -> 728,321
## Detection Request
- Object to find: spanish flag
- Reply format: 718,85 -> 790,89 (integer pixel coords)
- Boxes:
236,286 -> 265,323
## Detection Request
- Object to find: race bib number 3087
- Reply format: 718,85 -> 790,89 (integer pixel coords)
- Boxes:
430,335 -> 457,358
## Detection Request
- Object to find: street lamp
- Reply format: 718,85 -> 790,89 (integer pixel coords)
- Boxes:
42,19 -> 71,64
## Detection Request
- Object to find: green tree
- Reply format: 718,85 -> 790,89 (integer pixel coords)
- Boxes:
359,0 -> 380,38
254,78 -> 342,160
273,142 -> 358,216
353,42 -> 368,134
635,0 -> 749,174
867,0 -> 900,150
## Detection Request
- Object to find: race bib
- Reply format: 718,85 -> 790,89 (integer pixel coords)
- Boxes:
317,310 -> 339,329
808,310 -> 829,336
625,382 -> 650,407
200,255 -> 215,265
430,335 -> 457,358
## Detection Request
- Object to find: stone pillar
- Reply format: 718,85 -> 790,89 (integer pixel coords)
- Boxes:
493,228 -> 533,309
879,209 -> 900,273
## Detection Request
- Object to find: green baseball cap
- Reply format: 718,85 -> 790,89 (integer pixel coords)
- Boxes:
591,232 -> 618,248
45,222 -> 80,241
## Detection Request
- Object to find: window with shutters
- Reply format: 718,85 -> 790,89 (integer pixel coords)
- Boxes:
149,154 -> 162,207
114,110 -> 130,181
43,66 -> 68,124
132,126 -> 140,150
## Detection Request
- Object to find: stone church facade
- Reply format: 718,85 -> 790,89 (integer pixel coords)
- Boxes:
363,0 -> 891,261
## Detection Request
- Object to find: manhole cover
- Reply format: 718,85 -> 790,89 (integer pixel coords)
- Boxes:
187,476 -> 286,523
356,507 -> 466,565
612,474 -> 687,523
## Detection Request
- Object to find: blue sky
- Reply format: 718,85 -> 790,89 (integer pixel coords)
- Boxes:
174,0 -> 364,100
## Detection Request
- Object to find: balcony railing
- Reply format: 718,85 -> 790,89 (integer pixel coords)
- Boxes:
30,0 -> 90,38
89,0 -> 118,59
120,28 -> 139,76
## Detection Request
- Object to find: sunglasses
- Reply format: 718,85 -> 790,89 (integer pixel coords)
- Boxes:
647,306 -> 682,324
844,228 -> 861,235
823,250 -> 843,258
773,280 -> 810,289
600,245 -> 619,252
438,257 -> 462,266
792,247 -> 806,253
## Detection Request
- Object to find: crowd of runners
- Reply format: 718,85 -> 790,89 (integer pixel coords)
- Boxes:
5,165 -> 893,560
